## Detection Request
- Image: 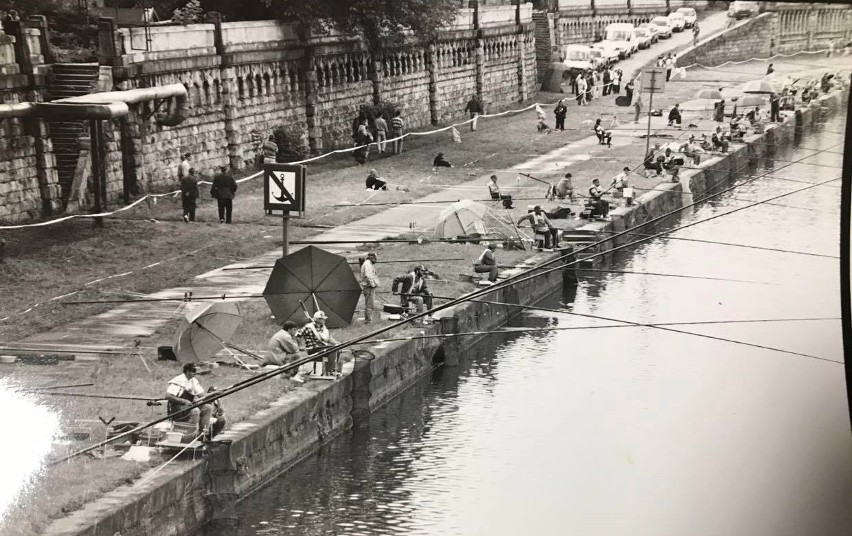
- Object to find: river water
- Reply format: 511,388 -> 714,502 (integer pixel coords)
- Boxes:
203,113 -> 850,536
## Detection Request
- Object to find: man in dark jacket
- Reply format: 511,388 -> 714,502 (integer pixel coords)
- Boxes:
464,95 -> 483,131
180,168 -> 199,222
391,265 -> 433,322
211,165 -> 237,223
668,103 -> 682,127
553,100 -> 567,131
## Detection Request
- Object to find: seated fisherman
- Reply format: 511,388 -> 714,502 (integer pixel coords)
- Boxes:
661,148 -> 684,182
487,174 -> 513,208
365,169 -> 388,191
698,133 -> 713,152
296,311 -> 340,375
667,103 -> 682,127
588,178 -> 610,219
517,205 -> 557,249
166,363 -> 226,439
266,320 -> 305,383
643,143 -> 663,176
711,127 -> 729,153
473,243 -> 499,283
679,136 -> 704,165
551,173 -> 575,203
391,265 -> 434,323
433,152 -> 452,168
594,118 -> 612,147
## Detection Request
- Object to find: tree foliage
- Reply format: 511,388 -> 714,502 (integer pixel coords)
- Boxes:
264,0 -> 460,51
172,0 -> 205,24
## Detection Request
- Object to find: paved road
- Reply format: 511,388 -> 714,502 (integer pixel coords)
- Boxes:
16,10 -> 732,354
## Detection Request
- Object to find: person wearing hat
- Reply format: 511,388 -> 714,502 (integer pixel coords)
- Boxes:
487,174 -> 513,208
296,310 -> 341,375
360,253 -> 381,324
473,243 -> 499,283
165,363 -> 226,439
588,178 -> 610,219
517,205 -> 557,249
266,321 -> 306,383
392,265 -> 434,323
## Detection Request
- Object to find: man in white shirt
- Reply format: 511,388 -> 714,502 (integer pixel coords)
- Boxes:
360,253 -> 380,323
177,152 -> 191,180
165,363 -> 225,438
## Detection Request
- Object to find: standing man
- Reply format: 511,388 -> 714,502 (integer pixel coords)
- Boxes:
165,363 -> 226,439
354,118 -> 373,165
360,253 -> 380,324
553,100 -> 567,131
576,74 -> 587,106
766,63 -> 774,75
180,168 -> 199,223
769,92 -> 781,122
633,90 -> 643,123
517,205 -> 557,249
177,152 -> 191,180
262,135 -> 278,164
664,54 -> 674,82
692,22 -> 700,47
390,110 -> 405,154
211,165 -> 237,224
374,113 -> 388,153
266,321 -> 305,382
473,243 -> 499,283
602,68 -> 612,96
464,95 -> 483,131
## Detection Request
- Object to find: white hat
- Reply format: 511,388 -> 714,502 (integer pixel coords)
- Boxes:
313,310 -> 328,320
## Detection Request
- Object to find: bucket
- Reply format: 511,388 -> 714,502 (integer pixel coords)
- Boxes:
166,431 -> 183,443
157,346 -> 177,361
0,355 -> 16,364
383,304 -> 407,315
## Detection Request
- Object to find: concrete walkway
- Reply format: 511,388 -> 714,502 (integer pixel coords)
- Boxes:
17,11 -> 733,354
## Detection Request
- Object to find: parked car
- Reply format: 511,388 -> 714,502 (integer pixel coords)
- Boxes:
729,1 -> 757,20
562,44 -> 602,76
676,7 -> 697,28
589,47 -> 609,69
605,23 -> 637,58
632,27 -> 653,49
591,41 -> 621,65
650,16 -> 673,39
667,12 -> 686,32
639,22 -> 660,44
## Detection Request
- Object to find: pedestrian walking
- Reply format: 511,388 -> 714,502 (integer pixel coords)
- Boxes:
576,75 -> 587,105
664,54 -> 674,82
633,92 -> 643,123
692,23 -> 700,46
211,165 -> 237,224
464,95 -> 483,131
554,100 -> 567,131
177,152 -> 191,180
374,113 -> 388,153
390,110 -> 405,154
262,135 -> 278,164
180,168 -> 199,222
602,68 -> 612,96
360,253 -> 380,323
353,117 -> 373,165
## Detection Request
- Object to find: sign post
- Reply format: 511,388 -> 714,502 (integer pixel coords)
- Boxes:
641,67 -> 666,157
263,164 -> 306,257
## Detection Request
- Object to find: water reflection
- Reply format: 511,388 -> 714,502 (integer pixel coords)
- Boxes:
0,381 -> 59,525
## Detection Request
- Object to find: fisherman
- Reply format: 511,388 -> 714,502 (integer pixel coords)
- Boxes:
588,178 -> 610,219
392,265 -> 434,324
165,363 -> 226,439
643,143 -> 663,176
517,205 -> 557,250
473,243 -> 499,283
266,321 -> 305,383
610,167 -> 630,201
667,103 -> 682,127
296,311 -> 340,375
487,174 -> 513,208
662,148 -> 683,182
711,127 -> 729,153
360,252 -> 380,324
365,169 -> 388,191
549,172 -> 575,202
594,118 -> 612,147
679,135 -> 704,165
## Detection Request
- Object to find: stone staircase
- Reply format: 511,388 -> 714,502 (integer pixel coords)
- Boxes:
560,229 -> 601,268
46,63 -> 101,203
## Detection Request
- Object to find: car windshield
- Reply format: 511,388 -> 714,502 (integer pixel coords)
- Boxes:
652,19 -> 668,26
567,50 -> 588,61
590,50 -> 603,58
634,29 -> 648,37
607,30 -> 631,41
678,8 -> 695,15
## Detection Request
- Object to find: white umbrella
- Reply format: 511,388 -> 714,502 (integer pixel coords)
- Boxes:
742,79 -> 775,94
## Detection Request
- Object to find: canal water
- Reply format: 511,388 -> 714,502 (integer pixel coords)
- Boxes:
204,113 -> 850,536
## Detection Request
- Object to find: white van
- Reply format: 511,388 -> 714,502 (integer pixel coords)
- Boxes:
604,23 -> 636,58
562,44 -> 601,75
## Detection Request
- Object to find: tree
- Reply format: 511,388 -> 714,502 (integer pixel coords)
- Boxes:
172,0 -> 205,24
262,0 -> 461,53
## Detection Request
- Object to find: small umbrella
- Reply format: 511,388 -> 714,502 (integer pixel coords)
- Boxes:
694,88 -> 723,100
263,246 -> 361,328
434,200 -> 488,239
737,94 -> 766,108
741,79 -> 774,94
763,74 -> 788,93
174,302 -> 243,363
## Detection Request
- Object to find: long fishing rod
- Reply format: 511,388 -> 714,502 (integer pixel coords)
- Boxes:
221,258 -> 466,271
599,230 -> 839,259
574,268 -> 774,284
31,383 -> 95,391
332,197 -> 551,208
450,297 -> 842,364
353,317 -> 841,345
50,143 -> 842,465
38,392 -> 164,401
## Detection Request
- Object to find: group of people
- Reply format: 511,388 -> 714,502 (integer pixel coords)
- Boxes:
572,67 -> 624,106
266,309 -> 341,379
358,253 -> 437,324
352,110 -> 406,165
178,154 -> 238,224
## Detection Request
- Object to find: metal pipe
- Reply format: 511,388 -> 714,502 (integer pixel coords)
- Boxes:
57,83 -> 187,105
34,102 -> 129,120
0,102 -> 35,119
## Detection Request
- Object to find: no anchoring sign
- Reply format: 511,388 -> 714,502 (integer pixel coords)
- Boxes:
264,163 -> 306,215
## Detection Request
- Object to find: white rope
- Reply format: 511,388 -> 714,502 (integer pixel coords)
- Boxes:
136,432 -> 205,487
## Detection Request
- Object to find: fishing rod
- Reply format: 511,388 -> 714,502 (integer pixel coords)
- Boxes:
221,258 -> 466,271
31,383 -> 95,391
445,297 -> 842,364
352,317 -> 841,345
517,172 -> 552,186
574,268 -> 774,285
332,197 -> 551,208
290,237 -> 507,245
38,392 -> 164,401
50,145 -> 842,465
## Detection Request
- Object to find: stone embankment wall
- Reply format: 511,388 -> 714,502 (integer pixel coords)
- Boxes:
676,3 -> 851,68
